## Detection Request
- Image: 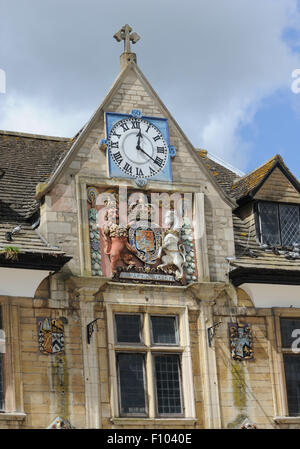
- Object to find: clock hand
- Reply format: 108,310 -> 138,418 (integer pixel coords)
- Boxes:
136,130 -> 143,149
136,145 -> 157,164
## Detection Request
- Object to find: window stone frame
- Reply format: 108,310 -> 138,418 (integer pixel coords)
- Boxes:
107,304 -> 195,420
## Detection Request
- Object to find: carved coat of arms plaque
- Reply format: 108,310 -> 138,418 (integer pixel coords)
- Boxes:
228,323 -> 253,360
37,318 -> 65,355
128,221 -> 162,264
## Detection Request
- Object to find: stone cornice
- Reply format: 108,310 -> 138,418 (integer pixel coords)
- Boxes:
77,175 -> 203,193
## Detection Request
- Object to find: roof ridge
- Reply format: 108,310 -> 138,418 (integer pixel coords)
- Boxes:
232,155 -> 278,186
0,129 -> 72,142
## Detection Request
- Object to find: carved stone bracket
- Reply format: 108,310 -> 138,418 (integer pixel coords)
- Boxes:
187,281 -> 227,302
66,276 -> 109,301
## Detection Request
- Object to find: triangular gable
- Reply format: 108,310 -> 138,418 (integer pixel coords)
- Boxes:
35,62 -> 235,208
254,165 -> 300,203
232,155 -> 300,203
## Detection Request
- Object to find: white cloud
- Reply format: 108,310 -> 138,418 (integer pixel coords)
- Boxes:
0,93 -> 89,137
0,0 -> 300,171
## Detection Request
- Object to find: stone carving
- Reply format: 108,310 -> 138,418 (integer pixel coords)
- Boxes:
128,222 -> 161,264
87,187 -> 102,276
47,416 -> 74,429
37,318 -> 64,355
182,217 -> 197,283
229,323 -> 254,360
102,199 -> 138,275
87,187 -> 197,284
157,210 -> 186,281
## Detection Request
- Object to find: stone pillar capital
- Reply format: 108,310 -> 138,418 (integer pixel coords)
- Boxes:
66,276 -> 109,301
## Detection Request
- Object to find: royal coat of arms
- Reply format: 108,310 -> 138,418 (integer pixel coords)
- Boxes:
128,221 -> 162,264
37,318 -> 65,355
228,323 -> 253,360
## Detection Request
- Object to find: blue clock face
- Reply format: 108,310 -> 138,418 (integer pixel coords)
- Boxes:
108,117 -> 169,179
105,112 -> 173,182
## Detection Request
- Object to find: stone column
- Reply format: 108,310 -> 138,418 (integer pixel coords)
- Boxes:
193,192 -> 210,282
189,282 -> 223,428
67,277 -> 108,429
199,301 -> 222,428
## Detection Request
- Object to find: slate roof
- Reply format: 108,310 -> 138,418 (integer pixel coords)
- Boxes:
0,222 -> 71,270
230,154 -> 300,201
232,213 -> 300,272
197,151 -> 300,203
0,130 -> 71,222
0,223 -> 64,255
0,130 -> 72,267
196,150 -> 240,197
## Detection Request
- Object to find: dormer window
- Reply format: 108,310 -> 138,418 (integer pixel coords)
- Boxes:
257,201 -> 300,248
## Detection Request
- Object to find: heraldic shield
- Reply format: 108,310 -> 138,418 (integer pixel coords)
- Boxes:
37,318 -> 65,355
128,221 -> 162,264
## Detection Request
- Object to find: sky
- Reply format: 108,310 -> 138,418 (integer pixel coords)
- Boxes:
0,0 -> 300,177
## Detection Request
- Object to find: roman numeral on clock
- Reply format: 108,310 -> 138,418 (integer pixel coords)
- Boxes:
149,167 -> 157,176
131,120 -> 140,129
120,122 -> 129,132
136,167 -> 144,177
123,162 -> 132,174
113,151 -> 123,164
156,147 -> 165,153
154,156 -> 163,167
111,130 -> 121,139
153,135 -> 161,142
110,141 -> 119,149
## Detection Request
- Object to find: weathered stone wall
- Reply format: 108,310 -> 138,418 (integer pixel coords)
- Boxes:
214,308 -> 277,429
2,282 -> 300,429
0,283 -> 209,429
0,293 -> 86,429
204,194 -> 235,281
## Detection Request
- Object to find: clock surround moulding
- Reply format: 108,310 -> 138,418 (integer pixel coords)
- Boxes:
102,110 -> 175,183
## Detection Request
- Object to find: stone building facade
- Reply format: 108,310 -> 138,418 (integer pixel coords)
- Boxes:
0,27 -> 300,429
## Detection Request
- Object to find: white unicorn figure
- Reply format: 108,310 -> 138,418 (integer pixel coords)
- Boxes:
157,210 -> 186,280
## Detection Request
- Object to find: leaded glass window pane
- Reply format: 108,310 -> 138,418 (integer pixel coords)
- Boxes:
115,314 -> 142,344
258,202 -> 280,246
154,354 -> 182,415
279,204 -> 300,247
283,355 -> 300,416
281,319 -> 300,348
151,316 -> 178,345
118,353 -> 147,415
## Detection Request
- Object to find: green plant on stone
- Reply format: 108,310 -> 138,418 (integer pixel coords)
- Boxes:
0,246 -> 20,261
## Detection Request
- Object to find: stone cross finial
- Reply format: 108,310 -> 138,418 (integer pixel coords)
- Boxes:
114,24 -> 140,53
